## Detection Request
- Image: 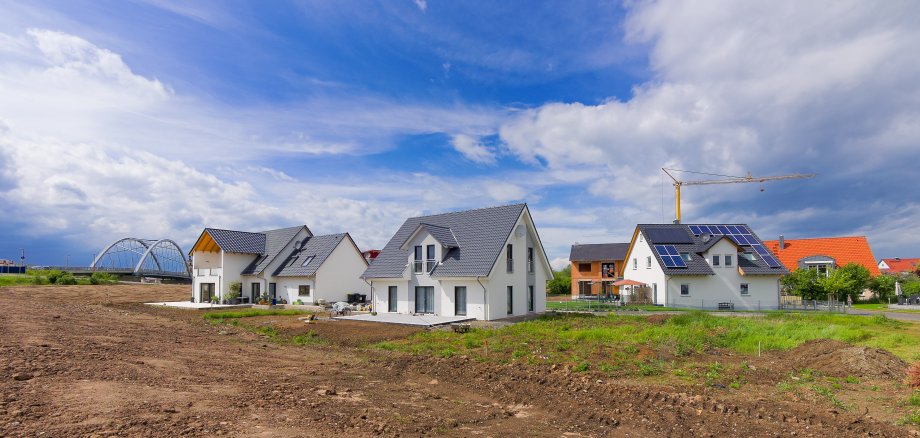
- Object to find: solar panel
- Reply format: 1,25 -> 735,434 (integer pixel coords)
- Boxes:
654,245 -> 687,268
752,244 -> 771,255
689,225 -> 703,236
762,255 -> 782,268
645,228 -> 694,244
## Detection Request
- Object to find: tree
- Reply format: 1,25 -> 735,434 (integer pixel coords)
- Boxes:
830,263 -> 872,302
781,268 -> 823,300
818,269 -> 856,302
547,265 -> 572,295
869,274 -> 897,302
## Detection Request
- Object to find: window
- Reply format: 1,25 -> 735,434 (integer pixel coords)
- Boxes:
388,286 -> 397,312
578,281 -> 592,295
632,258 -> 637,270
507,286 -> 513,314
251,282 -> 261,301
646,256 -> 652,269
601,263 -> 616,278
506,244 -> 514,273
300,255 -> 315,267
527,247 -> 534,273
578,263 -> 591,273
740,283 -> 749,295
298,285 -> 311,296
712,255 -> 721,266
426,244 -> 436,272
455,286 -> 467,316
680,253 -> 692,262
680,284 -> 690,296
413,246 -> 423,273
528,285 -> 534,312
724,254 -> 733,267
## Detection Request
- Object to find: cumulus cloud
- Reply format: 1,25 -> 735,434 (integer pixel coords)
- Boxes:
499,0 -> 920,255
450,133 -> 496,164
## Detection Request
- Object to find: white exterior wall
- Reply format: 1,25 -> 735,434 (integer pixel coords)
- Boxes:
369,208 -> 550,321
313,238 -> 370,303
220,253 -> 254,297
190,250 -> 255,303
276,278 -> 316,304
622,233 -> 668,304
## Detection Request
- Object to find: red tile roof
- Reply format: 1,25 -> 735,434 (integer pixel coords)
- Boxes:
879,258 -> 920,274
762,236 -> 880,276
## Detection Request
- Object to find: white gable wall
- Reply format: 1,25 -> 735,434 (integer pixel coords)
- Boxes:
623,233 -> 668,304
313,237 -> 370,303
485,209 -> 548,320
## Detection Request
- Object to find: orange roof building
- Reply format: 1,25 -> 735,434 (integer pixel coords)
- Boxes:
762,236 -> 880,276
878,258 -> 920,275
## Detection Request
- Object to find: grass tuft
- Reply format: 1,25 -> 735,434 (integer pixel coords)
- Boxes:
203,309 -> 311,320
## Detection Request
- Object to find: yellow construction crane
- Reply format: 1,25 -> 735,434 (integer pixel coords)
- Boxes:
662,167 -> 816,223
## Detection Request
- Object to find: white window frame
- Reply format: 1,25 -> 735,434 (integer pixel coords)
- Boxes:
740,283 -> 749,295
680,284 -> 690,296
724,254 -> 733,267
712,255 -> 721,267
646,256 -> 652,269
632,258 -> 637,270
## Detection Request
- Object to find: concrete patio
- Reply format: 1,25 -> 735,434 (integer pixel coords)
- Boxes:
334,313 -> 474,327
145,301 -> 250,310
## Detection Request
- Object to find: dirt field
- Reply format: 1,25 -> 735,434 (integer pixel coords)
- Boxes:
1,285 -> 916,437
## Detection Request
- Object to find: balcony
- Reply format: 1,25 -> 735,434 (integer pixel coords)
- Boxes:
195,267 -> 222,277
413,260 -> 437,274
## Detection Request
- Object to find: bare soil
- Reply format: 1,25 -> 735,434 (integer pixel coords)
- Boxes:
0,285 -> 916,437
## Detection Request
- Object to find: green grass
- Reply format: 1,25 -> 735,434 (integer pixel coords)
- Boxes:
0,275 -> 38,286
374,311 -> 920,377
203,309 -> 312,320
546,301 -> 686,312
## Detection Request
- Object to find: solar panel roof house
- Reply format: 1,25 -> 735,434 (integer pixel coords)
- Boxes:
619,223 -> 787,310
189,226 -> 369,305
362,203 -> 554,321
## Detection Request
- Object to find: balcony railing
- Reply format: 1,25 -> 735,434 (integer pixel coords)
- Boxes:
195,268 -> 222,276
507,258 -> 514,273
527,259 -> 534,273
413,260 -> 437,274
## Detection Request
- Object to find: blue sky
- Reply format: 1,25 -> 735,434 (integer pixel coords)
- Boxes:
1,0 -> 919,268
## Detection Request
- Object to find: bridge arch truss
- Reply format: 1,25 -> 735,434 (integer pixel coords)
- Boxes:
91,238 -> 191,278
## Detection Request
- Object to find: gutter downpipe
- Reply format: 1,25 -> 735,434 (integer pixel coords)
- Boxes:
364,279 -> 374,312
477,277 -> 487,320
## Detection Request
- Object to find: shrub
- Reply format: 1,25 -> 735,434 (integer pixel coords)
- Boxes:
56,272 -> 77,285
89,272 -> 118,285
46,270 -> 66,284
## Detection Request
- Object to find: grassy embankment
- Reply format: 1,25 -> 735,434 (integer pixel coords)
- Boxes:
377,312 -> 920,374
546,300 -> 685,312
853,303 -> 920,314
203,309 -> 321,345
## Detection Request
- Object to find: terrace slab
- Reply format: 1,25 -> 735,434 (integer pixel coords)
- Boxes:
334,312 -> 474,327
145,301 -> 250,310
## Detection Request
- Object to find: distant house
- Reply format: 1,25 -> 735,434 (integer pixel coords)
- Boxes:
620,224 -> 787,309
189,226 -> 368,304
762,235 -> 880,277
362,204 -> 553,321
362,249 -> 381,263
568,243 -> 630,298
878,258 -> 920,276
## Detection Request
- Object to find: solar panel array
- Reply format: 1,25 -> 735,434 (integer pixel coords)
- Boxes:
654,245 -> 687,268
688,224 -> 782,268
644,227 -> 694,244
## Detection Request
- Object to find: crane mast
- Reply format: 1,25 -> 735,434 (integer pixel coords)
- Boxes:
662,168 -> 816,223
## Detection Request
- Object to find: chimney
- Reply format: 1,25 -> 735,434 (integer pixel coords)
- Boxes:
778,235 -> 785,250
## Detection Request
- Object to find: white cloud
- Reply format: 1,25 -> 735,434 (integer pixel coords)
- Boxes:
450,133 -> 496,164
414,0 -> 427,13
549,257 -> 568,271
499,0 -> 920,256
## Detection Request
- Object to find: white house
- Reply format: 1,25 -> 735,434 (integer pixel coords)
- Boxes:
189,226 -> 369,304
362,204 -> 553,321
620,224 -> 787,310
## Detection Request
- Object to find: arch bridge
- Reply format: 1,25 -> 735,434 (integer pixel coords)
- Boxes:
91,238 -> 191,279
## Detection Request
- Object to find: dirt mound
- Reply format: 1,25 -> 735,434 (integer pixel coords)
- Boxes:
783,339 -> 907,379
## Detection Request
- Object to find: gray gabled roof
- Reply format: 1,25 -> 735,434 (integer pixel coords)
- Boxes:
272,233 -> 356,277
363,204 -> 527,279
239,226 -> 308,275
401,223 -> 459,249
204,228 -> 266,254
570,243 -> 630,262
635,223 -> 787,276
